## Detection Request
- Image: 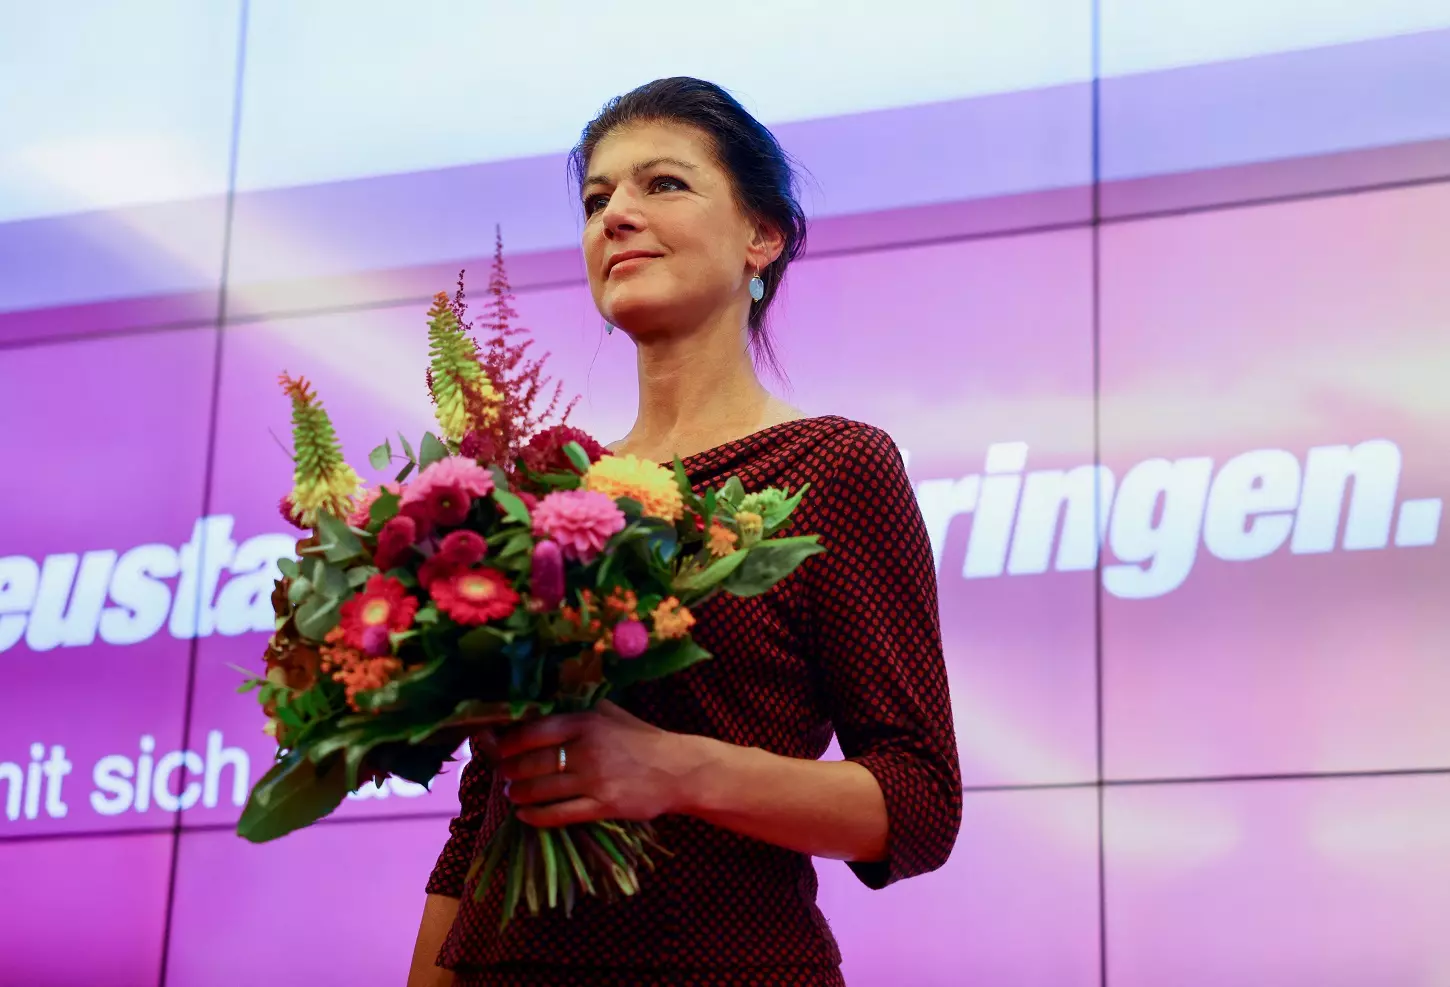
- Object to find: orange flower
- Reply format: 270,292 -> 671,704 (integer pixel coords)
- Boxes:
605,587 -> 638,617
651,597 -> 695,640
321,627 -> 403,711
707,523 -> 738,558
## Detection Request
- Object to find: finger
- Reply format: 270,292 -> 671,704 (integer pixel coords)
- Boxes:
505,772 -> 587,807
498,745 -> 567,783
471,730 -> 501,763
494,714 -> 587,759
515,797 -> 608,829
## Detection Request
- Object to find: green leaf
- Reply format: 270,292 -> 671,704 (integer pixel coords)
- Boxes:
721,536 -> 825,597
369,488 -> 401,528
672,549 -> 748,594
539,827 -> 560,910
347,565 -> 379,588
470,825 -> 511,902
637,518 -> 678,563
457,624 -> 510,660
502,836 -> 526,929
276,557 -> 300,579
763,484 -> 809,533
315,510 -> 364,564
671,457 -> 702,511
294,596 -> 340,639
236,752 -> 350,843
414,603 -> 438,624
557,827 -> 596,896
614,496 -> 643,519
286,577 -> 312,606
419,431 -> 448,469
703,488 -> 717,526
314,561 -> 349,600
386,567 -> 419,589
719,476 -> 745,508
493,489 -> 531,525
369,441 -> 392,471
353,655 -> 452,713
562,441 -> 592,474
610,637 -> 712,687
397,432 -> 416,462
394,461 -> 416,483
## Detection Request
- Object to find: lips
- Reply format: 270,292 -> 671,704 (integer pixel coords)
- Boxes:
606,251 -> 662,277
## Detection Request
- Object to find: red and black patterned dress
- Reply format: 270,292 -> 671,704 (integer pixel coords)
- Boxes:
426,416 -> 962,986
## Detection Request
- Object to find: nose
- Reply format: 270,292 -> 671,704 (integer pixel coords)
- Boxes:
601,185 -> 645,240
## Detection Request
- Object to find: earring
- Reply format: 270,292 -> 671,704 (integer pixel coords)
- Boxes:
748,270 -> 765,302
605,322 -> 614,335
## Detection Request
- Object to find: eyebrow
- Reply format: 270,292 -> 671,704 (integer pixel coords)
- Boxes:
582,156 -> 699,192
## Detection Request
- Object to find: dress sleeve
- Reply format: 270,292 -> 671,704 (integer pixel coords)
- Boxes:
424,737 -> 493,897
807,426 -> 962,890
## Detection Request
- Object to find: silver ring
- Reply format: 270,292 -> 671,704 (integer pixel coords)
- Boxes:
556,745 -> 567,774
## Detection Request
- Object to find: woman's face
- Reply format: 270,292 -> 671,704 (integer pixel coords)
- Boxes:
580,121 -> 777,338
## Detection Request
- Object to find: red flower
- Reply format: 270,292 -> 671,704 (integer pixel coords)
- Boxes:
373,515 -> 418,570
431,567 -> 519,625
459,430 -> 497,462
401,483 -> 471,529
521,425 -> 608,476
279,495 -> 307,531
437,529 -> 487,567
337,575 -> 418,651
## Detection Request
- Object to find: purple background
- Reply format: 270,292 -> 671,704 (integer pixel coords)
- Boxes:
2,10 -> 1449,987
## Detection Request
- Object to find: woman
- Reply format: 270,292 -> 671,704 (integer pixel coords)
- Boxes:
409,77 -> 961,987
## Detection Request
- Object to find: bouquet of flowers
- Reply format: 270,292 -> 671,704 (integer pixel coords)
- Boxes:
237,236 -> 824,926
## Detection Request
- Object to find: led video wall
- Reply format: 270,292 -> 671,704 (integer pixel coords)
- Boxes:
2,3 -> 1449,985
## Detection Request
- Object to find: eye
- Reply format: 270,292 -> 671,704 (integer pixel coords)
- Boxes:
650,175 -> 688,194
583,192 -> 611,217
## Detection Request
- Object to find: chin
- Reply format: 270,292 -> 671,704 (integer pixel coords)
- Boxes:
603,287 -> 687,337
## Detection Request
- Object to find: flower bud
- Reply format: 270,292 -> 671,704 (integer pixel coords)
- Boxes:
612,619 -> 649,660
531,539 -> 565,609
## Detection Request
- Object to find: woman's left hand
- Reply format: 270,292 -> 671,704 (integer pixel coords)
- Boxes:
495,700 -> 702,827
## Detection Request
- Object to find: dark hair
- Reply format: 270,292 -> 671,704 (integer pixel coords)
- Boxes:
569,77 -> 808,369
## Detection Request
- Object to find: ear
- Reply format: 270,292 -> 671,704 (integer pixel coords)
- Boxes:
746,220 -> 786,272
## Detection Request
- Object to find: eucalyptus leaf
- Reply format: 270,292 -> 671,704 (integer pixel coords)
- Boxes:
315,561 -> 349,600
347,565 -> 379,588
287,577 -> 312,606
369,488 -> 401,528
397,432 -> 416,462
294,596 -> 340,639
394,461 -> 416,483
276,557 -> 300,579
419,431 -> 448,470
315,510 -> 364,564
369,441 -> 392,471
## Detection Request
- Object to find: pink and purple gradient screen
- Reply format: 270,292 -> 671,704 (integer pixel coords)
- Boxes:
2,10 -> 1449,987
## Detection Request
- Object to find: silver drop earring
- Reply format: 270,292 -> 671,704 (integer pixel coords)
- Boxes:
748,270 -> 765,302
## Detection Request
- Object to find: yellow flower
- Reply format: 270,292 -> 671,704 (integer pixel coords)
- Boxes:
583,454 -> 685,521
707,522 -> 738,558
735,511 -> 763,547
291,463 -> 362,526
651,597 -> 695,639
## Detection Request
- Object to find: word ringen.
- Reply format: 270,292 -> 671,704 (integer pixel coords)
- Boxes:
0,439 -> 1440,655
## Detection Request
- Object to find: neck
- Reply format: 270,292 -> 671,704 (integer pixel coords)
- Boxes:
621,309 -> 777,461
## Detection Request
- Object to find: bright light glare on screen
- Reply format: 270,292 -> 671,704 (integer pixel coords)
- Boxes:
1101,0 -> 1450,76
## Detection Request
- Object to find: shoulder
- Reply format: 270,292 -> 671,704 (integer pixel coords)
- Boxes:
800,417 -> 906,477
